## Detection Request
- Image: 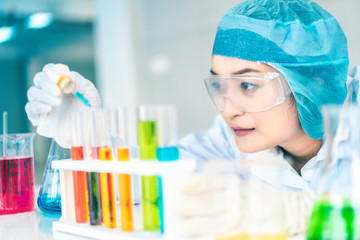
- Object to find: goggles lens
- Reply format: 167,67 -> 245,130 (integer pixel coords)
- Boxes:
204,72 -> 291,113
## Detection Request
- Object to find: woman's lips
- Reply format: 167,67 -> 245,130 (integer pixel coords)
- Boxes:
231,127 -> 255,136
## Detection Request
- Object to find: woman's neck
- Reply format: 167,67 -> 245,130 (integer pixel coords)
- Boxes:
279,130 -> 323,175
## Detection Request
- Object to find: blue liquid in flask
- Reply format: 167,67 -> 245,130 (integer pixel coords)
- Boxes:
37,139 -> 70,216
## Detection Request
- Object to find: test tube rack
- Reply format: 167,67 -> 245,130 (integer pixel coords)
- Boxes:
51,158 -> 196,240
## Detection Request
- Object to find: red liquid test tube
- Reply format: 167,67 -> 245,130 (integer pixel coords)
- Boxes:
71,146 -> 89,223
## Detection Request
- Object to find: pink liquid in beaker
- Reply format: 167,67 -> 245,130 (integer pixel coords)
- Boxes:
0,156 -> 35,215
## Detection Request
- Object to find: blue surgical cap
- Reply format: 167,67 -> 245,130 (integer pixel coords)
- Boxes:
212,0 -> 349,139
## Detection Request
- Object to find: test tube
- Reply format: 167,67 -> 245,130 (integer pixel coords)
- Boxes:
156,106 -> 179,233
90,111 -> 103,223
156,106 -> 179,160
98,110 -> 117,228
113,108 -> 134,231
70,111 -> 89,223
138,106 -> 160,231
86,111 -> 101,225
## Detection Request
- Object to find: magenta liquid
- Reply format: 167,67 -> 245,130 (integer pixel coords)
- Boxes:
0,156 -> 35,215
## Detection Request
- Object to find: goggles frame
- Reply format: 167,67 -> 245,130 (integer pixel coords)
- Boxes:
204,72 -> 292,113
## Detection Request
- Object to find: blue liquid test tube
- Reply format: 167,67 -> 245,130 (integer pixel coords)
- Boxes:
155,106 -> 179,233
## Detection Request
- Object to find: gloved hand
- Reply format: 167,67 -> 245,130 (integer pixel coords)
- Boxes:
173,171 -> 315,239
25,63 -> 101,148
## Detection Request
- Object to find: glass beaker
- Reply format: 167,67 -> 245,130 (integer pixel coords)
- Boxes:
37,139 -> 70,216
0,133 -> 35,215
306,105 -> 360,240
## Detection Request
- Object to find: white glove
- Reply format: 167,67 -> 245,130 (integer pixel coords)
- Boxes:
173,172 -> 315,239
25,63 -> 101,148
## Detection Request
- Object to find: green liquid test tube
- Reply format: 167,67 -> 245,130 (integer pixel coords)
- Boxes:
86,171 -> 101,225
138,119 -> 160,231
87,111 -> 104,225
306,198 -> 360,240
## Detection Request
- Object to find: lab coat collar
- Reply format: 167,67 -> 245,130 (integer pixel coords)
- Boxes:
244,148 -> 311,191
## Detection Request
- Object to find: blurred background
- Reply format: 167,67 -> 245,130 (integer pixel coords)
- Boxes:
0,0 -> 359,185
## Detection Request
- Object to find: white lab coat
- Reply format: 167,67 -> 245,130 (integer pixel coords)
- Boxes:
177,66 -> 360,192
177,114 -> 325,191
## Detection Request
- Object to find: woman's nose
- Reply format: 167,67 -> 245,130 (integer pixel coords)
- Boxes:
221,97 -> 246,118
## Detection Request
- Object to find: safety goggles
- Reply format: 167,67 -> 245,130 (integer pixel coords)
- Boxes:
204,72 -> 292,113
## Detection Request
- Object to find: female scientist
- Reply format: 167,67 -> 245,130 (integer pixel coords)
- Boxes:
25,0 -> 357,237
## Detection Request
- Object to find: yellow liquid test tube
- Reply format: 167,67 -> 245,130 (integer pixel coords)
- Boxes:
118,148 -> 134,231
216,233 -> 287,240
99,147 -> 117,228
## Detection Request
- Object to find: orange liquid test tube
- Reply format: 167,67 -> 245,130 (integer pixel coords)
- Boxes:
118,148 -> 133,231
71,146 -> 89,223
99,147 -> 117,228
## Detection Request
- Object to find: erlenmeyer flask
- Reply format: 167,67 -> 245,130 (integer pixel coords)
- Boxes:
37,139 -> 70,216
306,105 -> 360,240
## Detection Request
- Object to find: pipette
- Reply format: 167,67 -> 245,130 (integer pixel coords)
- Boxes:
3,111 -> 7,158
57,75 -> 91,107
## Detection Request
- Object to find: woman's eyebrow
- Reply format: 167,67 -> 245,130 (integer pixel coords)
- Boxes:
210,68 -> 260,75
210,69 -> 218,75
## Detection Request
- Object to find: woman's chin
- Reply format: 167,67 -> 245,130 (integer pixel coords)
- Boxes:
235,141 -> 268,154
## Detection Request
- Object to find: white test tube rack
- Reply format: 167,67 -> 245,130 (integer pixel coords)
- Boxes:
52,158 -> 196,240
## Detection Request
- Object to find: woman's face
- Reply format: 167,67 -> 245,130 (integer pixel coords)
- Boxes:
211,55 -> 302,153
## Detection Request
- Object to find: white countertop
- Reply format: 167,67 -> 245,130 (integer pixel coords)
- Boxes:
0,210 -> 57,240
0,209 -> 305,240
0,186 -> 305,240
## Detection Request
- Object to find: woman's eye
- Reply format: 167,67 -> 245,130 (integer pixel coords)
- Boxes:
211,82 -> 223,92
240,82 -> 257,91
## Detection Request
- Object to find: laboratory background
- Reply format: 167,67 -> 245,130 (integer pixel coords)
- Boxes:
0,0 -> 359,186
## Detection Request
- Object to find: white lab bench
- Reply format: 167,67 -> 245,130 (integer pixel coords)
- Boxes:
0,184 -> 89,240
0,209 -> 89,240
0,210 -> 306,240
